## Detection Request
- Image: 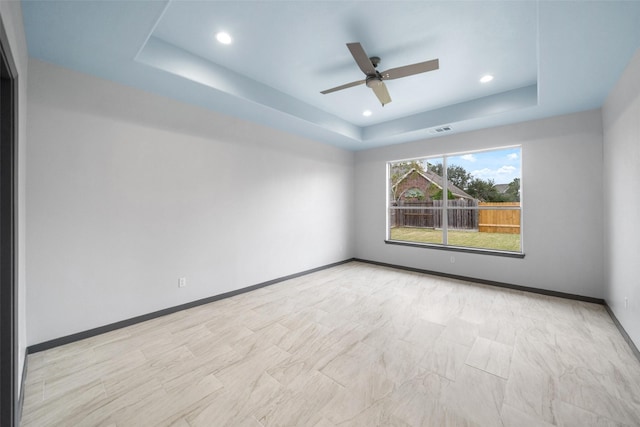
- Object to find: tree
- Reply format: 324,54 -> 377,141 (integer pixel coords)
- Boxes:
446,165 -> 473,190
432,189 -> 456,200
428,163 -> 472,190
465,176 -> 521,202
505,178 -> 520,202
466,178 -> 500,202
429,163 -> 443,176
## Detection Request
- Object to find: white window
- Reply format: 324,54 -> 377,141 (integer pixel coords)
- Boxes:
387,146 -> 522,255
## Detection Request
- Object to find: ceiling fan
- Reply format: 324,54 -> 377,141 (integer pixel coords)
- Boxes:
320,42 -> 439,106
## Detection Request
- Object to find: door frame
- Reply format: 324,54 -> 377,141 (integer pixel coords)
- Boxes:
0,15 -> 19,427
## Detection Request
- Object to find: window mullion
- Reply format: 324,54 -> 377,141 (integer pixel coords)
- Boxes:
442,156 -> 448,246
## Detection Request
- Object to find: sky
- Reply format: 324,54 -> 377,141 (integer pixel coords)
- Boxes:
425,146 -> 521,185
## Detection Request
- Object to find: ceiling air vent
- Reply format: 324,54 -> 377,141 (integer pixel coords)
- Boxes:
428,125 -> 453,135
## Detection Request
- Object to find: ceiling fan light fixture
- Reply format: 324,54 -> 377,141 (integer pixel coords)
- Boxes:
215,31 -> 232,45
366,77 -> 383,88
480,74 -> 494,83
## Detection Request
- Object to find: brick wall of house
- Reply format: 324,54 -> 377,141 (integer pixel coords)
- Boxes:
394,172 -> 435,202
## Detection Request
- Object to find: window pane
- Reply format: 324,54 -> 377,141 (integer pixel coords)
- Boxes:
448,148 -> 521,203
446,208 -> 521,252
389,157 -> 445,245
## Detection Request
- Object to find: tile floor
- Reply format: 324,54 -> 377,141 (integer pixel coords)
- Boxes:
21,262 -> 640,426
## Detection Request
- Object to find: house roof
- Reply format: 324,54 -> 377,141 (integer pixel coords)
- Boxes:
494,184 -> 510,194
393,168 -> 475,200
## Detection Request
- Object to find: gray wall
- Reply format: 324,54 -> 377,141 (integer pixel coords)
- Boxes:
354,110 -> 605,299
0,0 -> 28,392
26,59 -> 354,345
603,47 -> 640,348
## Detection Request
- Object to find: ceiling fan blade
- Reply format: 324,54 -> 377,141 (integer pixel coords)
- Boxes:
370,80 -> 392,106
320,79 -> 366,94
347,42 -> 377,75
382,58 -> 439,80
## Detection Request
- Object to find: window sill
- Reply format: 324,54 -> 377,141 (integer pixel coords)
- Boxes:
384,239 -> 525,258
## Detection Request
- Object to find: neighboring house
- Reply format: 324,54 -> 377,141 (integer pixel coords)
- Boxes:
392,168 -> 475,203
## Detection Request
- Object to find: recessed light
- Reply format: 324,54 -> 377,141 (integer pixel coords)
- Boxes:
215,31 -> 232,45
362,110 -> 372,117
480,74 -> 494,83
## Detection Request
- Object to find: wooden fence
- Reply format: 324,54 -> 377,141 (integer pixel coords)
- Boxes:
391,199 -> 478,230
478,202 -> 520,234
390,200 -> 520,234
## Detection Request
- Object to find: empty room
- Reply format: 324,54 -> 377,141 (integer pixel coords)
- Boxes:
1,0 -> 640,426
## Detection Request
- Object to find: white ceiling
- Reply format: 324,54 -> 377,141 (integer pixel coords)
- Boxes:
21,1 -> 640,150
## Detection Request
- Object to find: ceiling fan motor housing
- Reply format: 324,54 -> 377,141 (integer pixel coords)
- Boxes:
366,76 -> 383,88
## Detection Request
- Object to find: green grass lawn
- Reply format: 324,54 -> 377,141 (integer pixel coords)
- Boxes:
390,227 -> 521,252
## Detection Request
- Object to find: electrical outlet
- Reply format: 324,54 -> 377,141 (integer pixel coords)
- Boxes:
178,277 -> 187,288
450,256 -> 455,264
624,297 -> 629,309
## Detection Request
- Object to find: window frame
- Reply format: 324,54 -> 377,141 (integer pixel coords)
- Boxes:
385,146 -> 524,258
